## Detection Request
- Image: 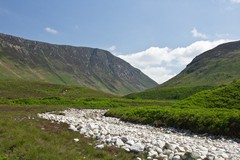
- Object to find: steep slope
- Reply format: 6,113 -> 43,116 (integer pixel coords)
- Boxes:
160,40 -> 240,87
0,33 -> 158,95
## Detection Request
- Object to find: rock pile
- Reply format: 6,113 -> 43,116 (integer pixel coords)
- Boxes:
38,109 -> 240,160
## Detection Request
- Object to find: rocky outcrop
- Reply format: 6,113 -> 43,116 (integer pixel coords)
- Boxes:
38,109 -> 240,160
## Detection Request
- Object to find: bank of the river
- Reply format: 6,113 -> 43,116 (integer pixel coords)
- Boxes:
38,108 -> 240,160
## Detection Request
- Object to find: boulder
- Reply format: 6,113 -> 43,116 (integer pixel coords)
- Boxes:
148,150 -> 158,157
115,138 -> 125,147
130,143 -> 145,153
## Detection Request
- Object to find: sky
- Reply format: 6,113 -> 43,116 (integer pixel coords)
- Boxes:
0,0 -> 240,84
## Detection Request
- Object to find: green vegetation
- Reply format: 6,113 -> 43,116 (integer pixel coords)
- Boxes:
160,44 -> 240,88
174,81 -> 240,109
106,106 -> 240,137
0,33 -> 158,96
125,86 -> 213,100
107,81 -> 240,138
0,79 -> 114,99
0,105 -> 142,160
0,78 -> 240,159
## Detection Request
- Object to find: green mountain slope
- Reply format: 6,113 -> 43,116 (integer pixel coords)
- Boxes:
126,41 -> 240,99
0,33 -> 158,95
161,40 -> 240,87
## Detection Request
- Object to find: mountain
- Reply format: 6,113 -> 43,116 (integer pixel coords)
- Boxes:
0,33 -> 158,95
126,40 -> 240,100
160,40 -> 240,87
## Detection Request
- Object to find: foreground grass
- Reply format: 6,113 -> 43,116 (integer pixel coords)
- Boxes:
0,105 -> 145,160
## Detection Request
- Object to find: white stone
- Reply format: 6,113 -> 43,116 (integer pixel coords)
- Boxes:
73,138 -> 79,142
126,140 -> 135,146
68,124 -> 78,132
148,150 -> 158,157
172,155 -> 181,160
155,147 -> 163,154
176,146 -> 185,152
115,138 -> 125,147
38,109 -> 240,160
95,144 -> 104,149
88,123 -> 99,130
122,144 -> 130,152
130,143 -> 145,153
191,152 -> 201,159
164,142 -> 177,150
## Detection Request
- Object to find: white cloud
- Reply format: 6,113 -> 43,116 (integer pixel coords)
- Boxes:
45,27 -> 58,35
191,28 -> 207,39
118,39 -> 231,84
230,0 -> 240,4
107,45 -> 117,52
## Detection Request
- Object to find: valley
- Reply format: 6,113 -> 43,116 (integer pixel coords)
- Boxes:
0,34 -> 239,160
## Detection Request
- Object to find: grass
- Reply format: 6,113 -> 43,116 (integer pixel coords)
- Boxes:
107,81 -> 240,138
106,106 -> 240,137
0,79 -> 114,99
175,81 -> 240,109
0,105 -> 144,160
125,86 -> 213,100
0,80 -> 240,159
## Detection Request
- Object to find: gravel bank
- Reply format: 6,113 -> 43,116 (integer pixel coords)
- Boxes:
38,109 -> 240,160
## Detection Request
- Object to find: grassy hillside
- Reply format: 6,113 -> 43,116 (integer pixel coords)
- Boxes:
174,81 -> 240,109
125,86 -> 213,100
160,41 -> 240,88
0,33 -> 158,95
107,81 -> 240,137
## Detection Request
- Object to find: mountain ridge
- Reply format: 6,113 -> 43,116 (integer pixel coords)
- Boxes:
160,40 -> 240,88
0,33 -> 158,95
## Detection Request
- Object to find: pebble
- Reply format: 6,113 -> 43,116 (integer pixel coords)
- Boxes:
38,109 -> 240,160
95,144 -> 104,149
73,138 -> 79,142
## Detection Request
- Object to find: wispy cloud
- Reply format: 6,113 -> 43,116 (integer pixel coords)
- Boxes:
118,39 -> 231,84
45,27 -> 58,35
191,27 -> 207,39
107,45 -> 117,52
229,0 -> 240,4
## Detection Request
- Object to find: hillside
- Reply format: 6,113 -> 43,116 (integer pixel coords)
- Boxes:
160,40 -> 240,87
125,40 -> 240,99
175,81 -> 240,110
0,33 -> 158,95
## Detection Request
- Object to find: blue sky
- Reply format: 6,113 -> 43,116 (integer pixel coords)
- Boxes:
1,0 -> 240,83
